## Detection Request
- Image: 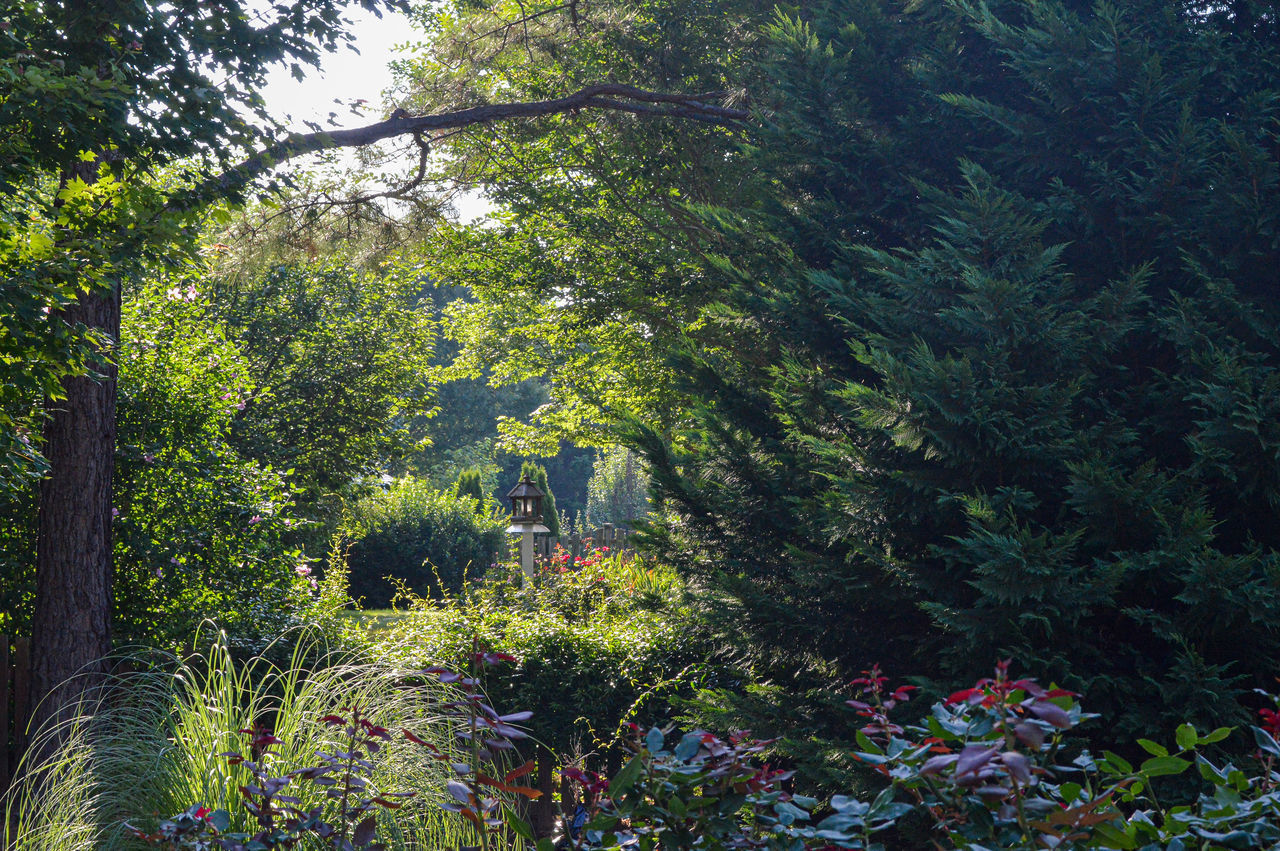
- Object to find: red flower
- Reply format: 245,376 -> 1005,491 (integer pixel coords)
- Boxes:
1260,707 -> 1280,738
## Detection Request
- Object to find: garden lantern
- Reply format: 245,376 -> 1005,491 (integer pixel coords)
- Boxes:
506,474 -> 549,580
507,474 -> 545,524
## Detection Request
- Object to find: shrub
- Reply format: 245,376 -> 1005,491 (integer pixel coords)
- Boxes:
371,546 -> 706,758
341,476 -> 507,608
453,468 -> 487,512
0,275 -> 313,645
573,662 -> 1280,851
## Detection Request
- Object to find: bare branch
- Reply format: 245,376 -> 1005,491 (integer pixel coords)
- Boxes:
188,84 -> 750,203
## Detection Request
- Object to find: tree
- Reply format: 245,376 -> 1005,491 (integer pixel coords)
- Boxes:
453,468 -> 486,512
408,0 -> 770,451
112,275 -> 306,645
3,0 -> 745,733
584,445 -> 650,530
212,261 -> 436,507
423,0 -> 1280,741
5,0 -> 412,738
634,0 -> 1280,738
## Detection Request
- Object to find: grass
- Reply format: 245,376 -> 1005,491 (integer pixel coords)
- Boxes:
342,607 -> 409,633
3,626 -> 477,850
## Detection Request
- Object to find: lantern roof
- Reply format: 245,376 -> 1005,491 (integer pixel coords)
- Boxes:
506,475 -> 545,500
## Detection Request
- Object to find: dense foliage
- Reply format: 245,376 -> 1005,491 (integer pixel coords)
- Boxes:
211,261 -> 437,508
584,446 -> 651,530
340,476 -> 507,608
372,546 -> 706,758
7,4 -> 1280,846
418,0 -> 1280,739
0,0 -> 401,490
1,273 -> 314,643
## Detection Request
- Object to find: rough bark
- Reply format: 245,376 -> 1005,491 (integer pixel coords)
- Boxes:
30,283 -> 119,746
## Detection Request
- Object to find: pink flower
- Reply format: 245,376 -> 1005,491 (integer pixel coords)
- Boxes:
249,515 -> 261,524
295,564 -> 311,577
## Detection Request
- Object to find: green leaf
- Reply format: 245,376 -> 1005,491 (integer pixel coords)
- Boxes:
503,805 -> 535,842
1196,757 -> 1226,783
1136,739 -> 1168,757
1139,756 -> 1191,777
1252,726 -> 1280,757
1175,723 -> 1197,751
866,786 -> 896,819
1198,726 -> 1232,745
1090,821 -> 1138,849
610,755 -> 643,797
1102,751 -> 1133,774
674,732 -> 700,761
644,726 -> 664,753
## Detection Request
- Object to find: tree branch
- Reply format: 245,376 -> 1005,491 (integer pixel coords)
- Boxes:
189,84 -> 750,203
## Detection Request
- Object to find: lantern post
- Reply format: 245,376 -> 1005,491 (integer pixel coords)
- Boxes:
506,474 -> 549,580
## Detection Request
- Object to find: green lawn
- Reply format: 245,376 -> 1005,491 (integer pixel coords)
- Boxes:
342,608 -> 406,632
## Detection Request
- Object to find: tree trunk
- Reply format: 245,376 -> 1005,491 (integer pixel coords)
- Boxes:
29,282 -> 120,746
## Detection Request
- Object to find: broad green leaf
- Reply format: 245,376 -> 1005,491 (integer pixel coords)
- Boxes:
609,755 -> 643,797
1198,726 -> 1232,745
1139,756 -> 1191,777
1136,739 -> 1168,758
1102,751 -> 1133,774
1175,723 -> 1197,751
644,726 -> 664,753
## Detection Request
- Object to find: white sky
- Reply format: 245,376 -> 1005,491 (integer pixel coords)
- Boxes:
256,4 -> 493,220
260,4 -> 408,132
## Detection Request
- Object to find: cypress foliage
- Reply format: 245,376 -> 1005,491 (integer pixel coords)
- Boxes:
452,468 -> 486,514
637,0 -> 1280,738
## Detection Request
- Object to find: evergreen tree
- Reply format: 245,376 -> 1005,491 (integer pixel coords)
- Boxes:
633,0 -> 1280,737
453,468 -> 486,513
